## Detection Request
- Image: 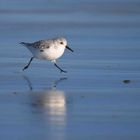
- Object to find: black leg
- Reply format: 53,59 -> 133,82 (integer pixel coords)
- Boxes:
54,63 -> 67,73
23,57 -> 34,71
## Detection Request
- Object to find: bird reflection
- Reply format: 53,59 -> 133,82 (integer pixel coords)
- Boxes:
23,75 -> 67,125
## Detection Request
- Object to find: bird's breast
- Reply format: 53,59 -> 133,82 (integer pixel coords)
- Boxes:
34,46 -> 65,61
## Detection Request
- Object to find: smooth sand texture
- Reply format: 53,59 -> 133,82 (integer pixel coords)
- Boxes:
0,0 -> 140,140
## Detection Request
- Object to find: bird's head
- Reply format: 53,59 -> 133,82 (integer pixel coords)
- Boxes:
55,37 -> 74,52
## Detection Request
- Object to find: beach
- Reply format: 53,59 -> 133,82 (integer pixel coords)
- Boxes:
0,0 -> 140,139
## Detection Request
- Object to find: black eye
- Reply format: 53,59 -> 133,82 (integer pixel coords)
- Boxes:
60,42 -> 63,45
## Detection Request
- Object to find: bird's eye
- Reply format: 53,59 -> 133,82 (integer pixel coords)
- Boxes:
60,42 -> 63,45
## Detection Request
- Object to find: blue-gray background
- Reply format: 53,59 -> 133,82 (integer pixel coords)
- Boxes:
0,0 -> 140,140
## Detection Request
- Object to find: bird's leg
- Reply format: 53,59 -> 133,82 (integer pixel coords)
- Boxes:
23,57 -> 34,71
54,63 -> 67,73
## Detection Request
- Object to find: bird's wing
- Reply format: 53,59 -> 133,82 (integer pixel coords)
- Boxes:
20,40 -> 43,48
33,40 -> 52,49
20,40 -> 52,49
32,40 -> 43,48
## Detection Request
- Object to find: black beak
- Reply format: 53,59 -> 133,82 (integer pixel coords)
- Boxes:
66,46 -> 74,52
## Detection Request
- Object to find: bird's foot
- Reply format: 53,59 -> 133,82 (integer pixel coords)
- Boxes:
60,69 -> 67,73
22,66 -> 28,71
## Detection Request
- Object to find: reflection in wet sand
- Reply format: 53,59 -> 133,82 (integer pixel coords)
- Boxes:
30,89 -> 66,126
42,90 -> 66,116
23,76 -> 66,121
23,75 -> 67,140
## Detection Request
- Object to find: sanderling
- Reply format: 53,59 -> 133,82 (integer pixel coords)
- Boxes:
20,37 -> 73,73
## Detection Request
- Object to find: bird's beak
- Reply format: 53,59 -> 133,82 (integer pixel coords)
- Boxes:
66,46 -> 74,52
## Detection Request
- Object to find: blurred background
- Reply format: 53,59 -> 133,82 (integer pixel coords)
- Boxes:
0,0 -> 140,140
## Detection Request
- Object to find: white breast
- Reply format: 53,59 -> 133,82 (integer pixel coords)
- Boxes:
30,46 -> 66,61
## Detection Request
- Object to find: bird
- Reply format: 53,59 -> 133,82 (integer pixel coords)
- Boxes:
20,37 -> 73,73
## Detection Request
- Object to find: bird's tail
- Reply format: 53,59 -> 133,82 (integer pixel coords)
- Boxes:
20,42 -> 31,47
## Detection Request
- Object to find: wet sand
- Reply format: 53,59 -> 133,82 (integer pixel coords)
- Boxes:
0,0 -> 140,139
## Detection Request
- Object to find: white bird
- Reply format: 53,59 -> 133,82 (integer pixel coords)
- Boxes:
20,37 -> 73,73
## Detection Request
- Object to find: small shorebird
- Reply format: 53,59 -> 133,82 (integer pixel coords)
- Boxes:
20,37 -> 73,73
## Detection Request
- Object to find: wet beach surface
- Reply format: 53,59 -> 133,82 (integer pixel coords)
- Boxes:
0,0 -> 140,139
